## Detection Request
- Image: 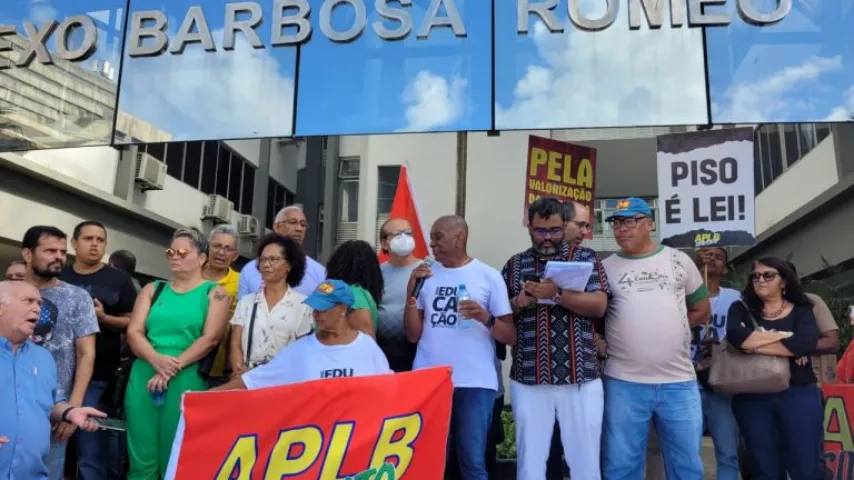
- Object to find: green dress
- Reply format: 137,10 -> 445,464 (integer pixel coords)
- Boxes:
125,281 -> 214,480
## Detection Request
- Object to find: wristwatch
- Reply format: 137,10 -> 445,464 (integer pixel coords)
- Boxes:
551,288 -> 564,304
486,315 -> 496,328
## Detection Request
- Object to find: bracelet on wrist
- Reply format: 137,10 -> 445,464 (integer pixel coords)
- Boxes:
61,406 -> 76,423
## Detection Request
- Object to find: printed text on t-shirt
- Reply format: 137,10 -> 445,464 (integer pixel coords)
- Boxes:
429,286 -> 462,328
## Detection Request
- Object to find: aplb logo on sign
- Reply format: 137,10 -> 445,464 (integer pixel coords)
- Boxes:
172,367 -> 453,479
822,385 -> 854,478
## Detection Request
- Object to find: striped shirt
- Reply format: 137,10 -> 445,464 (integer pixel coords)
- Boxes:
501,243 -> 610,385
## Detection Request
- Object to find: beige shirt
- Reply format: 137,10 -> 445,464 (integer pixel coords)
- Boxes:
807,292 -> 838,385
231,288 -> 314,367
602,246 -> 708,384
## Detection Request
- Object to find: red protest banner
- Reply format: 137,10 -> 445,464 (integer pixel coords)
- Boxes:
524,136 -> 597,235
172,367 -> 453,479
822,384 -> 854,477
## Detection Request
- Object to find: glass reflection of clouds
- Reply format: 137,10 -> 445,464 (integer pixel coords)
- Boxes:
494,0 -> 709,130
707,0 -> 854,123
294,0 -> 492,136
115,0 -> 297,143
0,0 -> 125,150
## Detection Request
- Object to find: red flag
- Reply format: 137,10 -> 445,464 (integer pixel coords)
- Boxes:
379,165 -> 430,263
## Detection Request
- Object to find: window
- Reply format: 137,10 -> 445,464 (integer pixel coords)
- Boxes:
201,141 -> 218,194
146,143 -> 165,162
754,138 -> 763,195
241,163 -> 255,215
184,141 -> 202,189
338,157 -> 360,223
265,179 -> 293,228
754,123 -> 830,192
816,124 -> 831,144
228,152 -> 242,207
783,124 -> 799,167
165,142 -> 184,179
216,145 -> 230,198
377,166 -> 400,216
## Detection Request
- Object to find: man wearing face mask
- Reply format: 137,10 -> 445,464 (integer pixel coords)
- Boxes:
377,218 -> 422,372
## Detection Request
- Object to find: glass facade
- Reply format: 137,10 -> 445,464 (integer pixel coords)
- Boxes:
1,1 -> 852,152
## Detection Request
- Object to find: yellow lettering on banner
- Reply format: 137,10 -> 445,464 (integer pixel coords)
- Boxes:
824,397 -> 854,451
319,422 -> 355,480
215,435 -> 258,480
576,158 -> 594,188
369,413 -> 423,476
528,193 -> 540,203
264,426 -> 323,479
547,151 -> 562,181
529,148 -> 548,176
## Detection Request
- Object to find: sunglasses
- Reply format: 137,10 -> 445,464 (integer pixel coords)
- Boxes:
165,248 -> 190,259
750,271 -> 779,283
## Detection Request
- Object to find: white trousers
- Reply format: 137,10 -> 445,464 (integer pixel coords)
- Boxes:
511,379 -> 604,480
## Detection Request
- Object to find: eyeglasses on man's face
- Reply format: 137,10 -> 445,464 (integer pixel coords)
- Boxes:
210,243 -> 236,254
531,227 -> 565,238
609,216 -> 648,230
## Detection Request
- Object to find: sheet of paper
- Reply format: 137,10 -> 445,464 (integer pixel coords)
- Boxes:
538,261 -> 594,304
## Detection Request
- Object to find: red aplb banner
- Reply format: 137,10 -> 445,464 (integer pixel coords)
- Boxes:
172,368 -> 453,479
523,136 -> 597,237
823,384 -> 854,478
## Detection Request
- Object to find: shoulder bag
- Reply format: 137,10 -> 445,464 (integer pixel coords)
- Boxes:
708,300 -> 791,395
244,296 -> 260,368
196,283 -> 221,379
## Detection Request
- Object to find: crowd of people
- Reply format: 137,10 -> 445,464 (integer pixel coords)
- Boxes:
0,196 -> 839,480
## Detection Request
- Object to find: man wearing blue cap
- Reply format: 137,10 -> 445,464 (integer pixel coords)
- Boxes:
164,280 -> 391,479
600,198 -> 711,480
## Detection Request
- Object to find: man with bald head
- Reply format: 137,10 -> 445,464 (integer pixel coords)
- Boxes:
378,217 -> 422,372
238,206 -> 326,298
0,281 -> 107,479
404,215 -> 516,479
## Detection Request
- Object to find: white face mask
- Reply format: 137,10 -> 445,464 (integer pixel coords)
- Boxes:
389,233 -> 416,257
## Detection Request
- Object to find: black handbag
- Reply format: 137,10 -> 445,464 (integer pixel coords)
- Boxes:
100,281 -> 167,416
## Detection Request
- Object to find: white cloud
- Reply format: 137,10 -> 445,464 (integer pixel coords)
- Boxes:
495,2 -> 708,130
28,0 -> 57,24
118,29 -> 294,140
397,71 -> 467,132
825,87 -> 854,121
716,56 -> 843,122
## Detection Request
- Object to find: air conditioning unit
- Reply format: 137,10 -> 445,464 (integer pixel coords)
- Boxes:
134,152 -> 166,190
202,195 -> 233,223
236,214 -> 262,240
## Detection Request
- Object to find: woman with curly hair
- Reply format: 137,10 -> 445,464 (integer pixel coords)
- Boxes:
325,240 -> 384,338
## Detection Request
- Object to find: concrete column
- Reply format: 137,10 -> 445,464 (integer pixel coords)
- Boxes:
253,139 -> 272,222
321,136 -> 340,263
113,145 -> 139,201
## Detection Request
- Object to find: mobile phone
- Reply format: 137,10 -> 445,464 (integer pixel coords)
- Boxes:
522,273 -> 540,297
93,417 -> 126,432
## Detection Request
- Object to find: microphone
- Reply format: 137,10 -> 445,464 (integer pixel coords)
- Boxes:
411,258 -> 435,299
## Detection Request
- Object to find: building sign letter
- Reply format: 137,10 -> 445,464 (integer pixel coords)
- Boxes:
320,0 -> 368,43
272,0 -> 312,46
128,11 -> 168,57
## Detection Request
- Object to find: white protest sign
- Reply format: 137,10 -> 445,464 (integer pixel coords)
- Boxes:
656,128 -> 756,248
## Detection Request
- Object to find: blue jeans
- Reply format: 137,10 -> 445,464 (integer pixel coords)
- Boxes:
732,385 -> 824,480
603,377 -> 704,480
77,380 -> 126,480
701,388 -> 740,480
449,387 -> 495,480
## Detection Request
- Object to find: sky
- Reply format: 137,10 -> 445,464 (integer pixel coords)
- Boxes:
1,0 -> 852,144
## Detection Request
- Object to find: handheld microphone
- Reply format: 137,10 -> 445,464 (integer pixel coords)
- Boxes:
411,258 -> 435,299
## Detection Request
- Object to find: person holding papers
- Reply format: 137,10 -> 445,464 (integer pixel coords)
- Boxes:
500,197 -> 610,480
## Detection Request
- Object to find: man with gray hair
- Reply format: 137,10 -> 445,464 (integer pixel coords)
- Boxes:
0,280 -> 107,479
202,224 -> 241,385
238,206 -> 326,298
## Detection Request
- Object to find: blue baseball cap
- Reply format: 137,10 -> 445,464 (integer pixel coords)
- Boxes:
605,197 -> 653,221
303,279 -> 355,311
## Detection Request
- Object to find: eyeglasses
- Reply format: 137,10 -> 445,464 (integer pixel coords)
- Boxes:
532,227 -> 565,238
210,243 -> 236,254
386,230 -> 413,240
276,219 -> 308,229
750,271 -> 779,283
609,216 -> 648,229
165,248 -> 190,259
571,220 -> 592,232
258,256 -> 286,267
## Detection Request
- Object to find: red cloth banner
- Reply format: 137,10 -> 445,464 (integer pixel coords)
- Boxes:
172,368 -> 453,479
823,384 -> 854,477
378,165 -> 431,263
523,136 -> 597,236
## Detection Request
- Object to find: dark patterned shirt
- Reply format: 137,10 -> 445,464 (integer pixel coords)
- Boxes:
501,243 -> 610,385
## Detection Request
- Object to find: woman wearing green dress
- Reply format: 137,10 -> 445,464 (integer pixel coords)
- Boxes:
325,240 -> 384,337
124,228 -> 231,479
